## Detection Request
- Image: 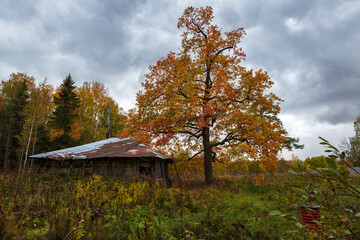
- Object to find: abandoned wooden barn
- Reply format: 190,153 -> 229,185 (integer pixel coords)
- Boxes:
29,138 -> 172,182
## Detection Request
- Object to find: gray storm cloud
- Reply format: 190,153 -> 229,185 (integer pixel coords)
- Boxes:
0,0 -> 359,159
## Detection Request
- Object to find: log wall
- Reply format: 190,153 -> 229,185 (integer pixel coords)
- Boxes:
39,157 -> 170,182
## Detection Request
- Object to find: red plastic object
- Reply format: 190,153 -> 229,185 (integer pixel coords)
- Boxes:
299,205 -> 321,231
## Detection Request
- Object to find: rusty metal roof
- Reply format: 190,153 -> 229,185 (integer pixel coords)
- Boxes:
29,138 -> 172,162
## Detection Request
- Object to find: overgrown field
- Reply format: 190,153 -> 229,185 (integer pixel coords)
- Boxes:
1,170 -> 359,239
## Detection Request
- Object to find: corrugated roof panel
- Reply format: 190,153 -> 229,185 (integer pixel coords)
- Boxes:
29,138 -> 172,162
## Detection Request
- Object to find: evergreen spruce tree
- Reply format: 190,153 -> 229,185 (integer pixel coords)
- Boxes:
49,74 -> 79,149
10,79 -> 29,165
0,74 -> 31,169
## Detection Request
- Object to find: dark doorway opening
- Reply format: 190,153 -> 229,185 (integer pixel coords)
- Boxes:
139,166 -> 151,175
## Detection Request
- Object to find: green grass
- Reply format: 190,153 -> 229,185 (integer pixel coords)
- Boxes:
0,170 -> 359,239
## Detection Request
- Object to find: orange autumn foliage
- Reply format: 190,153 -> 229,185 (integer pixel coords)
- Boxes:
76,81 -> 126,144
127,6 -> 287,182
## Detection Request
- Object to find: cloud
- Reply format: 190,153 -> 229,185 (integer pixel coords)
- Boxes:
280,113 -> 354,159
0,0 -> 359,159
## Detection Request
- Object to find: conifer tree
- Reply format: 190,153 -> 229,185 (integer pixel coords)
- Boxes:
49,74 -> 79,149
0,73 -> 32,169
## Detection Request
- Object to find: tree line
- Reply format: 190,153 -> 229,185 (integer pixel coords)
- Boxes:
342,116 -> 360,166
0,73 -> 125,171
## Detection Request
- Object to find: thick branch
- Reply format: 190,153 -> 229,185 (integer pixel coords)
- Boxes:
215,46 -> 233,56
152,127 -> 201,138
206,67 -> 213,89
211,133 -> 232,148
211,134 -> 248,148
187,150 -> 204,161
225,96 -> 252,108
209,115 -> 216,127
177,89 -> 189,99
185,123 -> 201,130
191,18 -> 207,38
211,151 -> 216,162
198,95 -> 216,101
179,130 -> 202,139
195,79 -> 206,84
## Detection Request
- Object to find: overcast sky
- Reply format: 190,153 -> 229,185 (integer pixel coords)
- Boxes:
1,0 -> 359,160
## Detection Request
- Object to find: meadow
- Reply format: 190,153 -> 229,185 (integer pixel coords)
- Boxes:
1,168 -> 359,240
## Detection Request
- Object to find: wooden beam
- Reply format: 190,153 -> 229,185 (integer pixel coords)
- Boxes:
81,160 -> 85,176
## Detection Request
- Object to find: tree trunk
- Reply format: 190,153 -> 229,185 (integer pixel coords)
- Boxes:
0,131 -> 2,167
172,156 -> 182,188
18,144 -> 24,173
30,126 -> 38,168
203,127 -> 213,184
23,112 -> 36,172
31,127 -> 37,155
4,121 -> 12,169
203,64 -> 213,184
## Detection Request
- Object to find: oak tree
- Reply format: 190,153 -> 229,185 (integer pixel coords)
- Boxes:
129,6 -> 286,183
